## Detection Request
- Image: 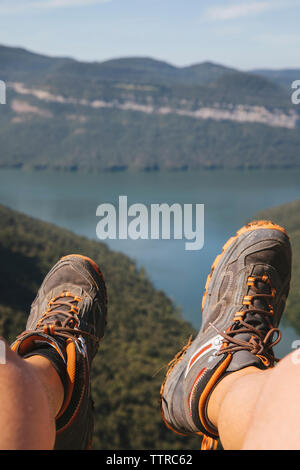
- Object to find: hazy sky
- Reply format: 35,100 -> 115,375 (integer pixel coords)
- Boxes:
1,0 -> 300,70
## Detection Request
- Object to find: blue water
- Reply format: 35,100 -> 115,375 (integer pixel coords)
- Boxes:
0,168 -> 299,358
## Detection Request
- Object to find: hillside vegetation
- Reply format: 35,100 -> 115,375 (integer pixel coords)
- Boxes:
253,68 -> 300,90
256,199 -> 300,335
0,203 -> 201,450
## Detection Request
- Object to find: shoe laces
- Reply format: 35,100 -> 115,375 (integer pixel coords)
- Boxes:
18,291 -> 100,346
213,273 -> 281,366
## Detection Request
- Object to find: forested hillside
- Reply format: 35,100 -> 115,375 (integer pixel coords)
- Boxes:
256,200 -> 300,335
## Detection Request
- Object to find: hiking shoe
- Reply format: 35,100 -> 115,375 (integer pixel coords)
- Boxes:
160,221 -> 292,450
11,254 -> 107,450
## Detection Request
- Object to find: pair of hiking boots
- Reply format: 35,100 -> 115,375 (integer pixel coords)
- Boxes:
11,221 -> 292,449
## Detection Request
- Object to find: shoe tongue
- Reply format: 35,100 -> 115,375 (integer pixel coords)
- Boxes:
227,348 -> 262,371
252,278 -> 271,309
239,276 -> 273,332
33,335 -> 67,355
225,278 -> 275,370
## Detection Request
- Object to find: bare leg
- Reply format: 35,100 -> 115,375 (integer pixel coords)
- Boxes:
0,339 -> 63,450
207,350 -> 300,450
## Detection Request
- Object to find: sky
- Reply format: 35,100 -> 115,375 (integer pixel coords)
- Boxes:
0,0 -> 300,70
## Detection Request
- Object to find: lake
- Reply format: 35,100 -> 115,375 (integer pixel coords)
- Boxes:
0,168 -> 299,358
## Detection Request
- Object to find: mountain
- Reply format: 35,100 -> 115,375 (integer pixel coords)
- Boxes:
252,68 -> 300,90
0,45 -> 234,87
255,199 -> 300,335
0,45 -> 73,83
0,44 -> 299,171
0,202 -> 202,450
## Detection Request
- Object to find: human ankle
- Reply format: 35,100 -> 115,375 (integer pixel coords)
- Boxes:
25,355 -> 64,417
207,366 -> 261,429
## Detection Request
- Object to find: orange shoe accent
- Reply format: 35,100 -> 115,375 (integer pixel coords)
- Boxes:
233,311 -> 246,322
61,254 -> 105,283
189,345 -> 212,370
60,254 -> 107,320
202,220 -> 288,311
11,334 -> 65,362
256,354 -> 271,367
198,353 -> 232,436
56,338 -> 76,420
201,435 -> 218,450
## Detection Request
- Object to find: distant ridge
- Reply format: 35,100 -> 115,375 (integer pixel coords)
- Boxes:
0,44 -> 300,171
0,44 -> 236,86
252,68 -> 300,89
1,43 -> 297,88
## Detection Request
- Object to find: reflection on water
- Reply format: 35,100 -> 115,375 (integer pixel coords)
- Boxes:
0,168 -> 299,358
